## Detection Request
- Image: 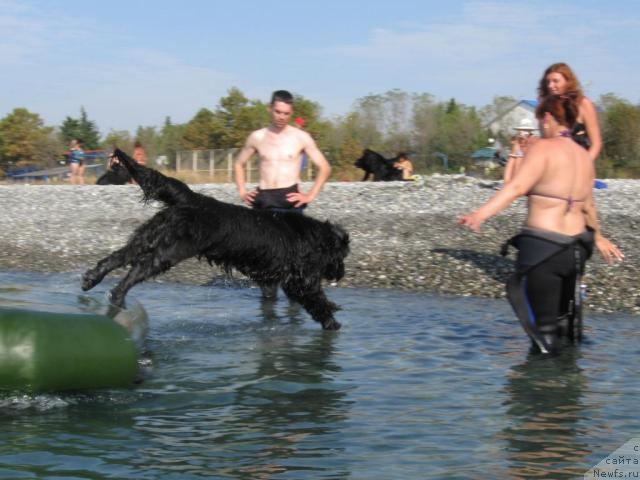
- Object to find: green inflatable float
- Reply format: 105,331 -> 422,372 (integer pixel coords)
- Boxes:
0,307 -> 141,392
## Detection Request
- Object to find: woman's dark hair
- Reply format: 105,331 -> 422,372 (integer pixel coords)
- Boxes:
535,94 -> 579,127
270,90 -> 294,105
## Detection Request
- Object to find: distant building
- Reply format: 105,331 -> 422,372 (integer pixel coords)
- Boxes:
486,100 -> 539,137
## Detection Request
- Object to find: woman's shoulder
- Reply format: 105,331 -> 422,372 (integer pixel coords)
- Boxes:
578,96 -> 596,111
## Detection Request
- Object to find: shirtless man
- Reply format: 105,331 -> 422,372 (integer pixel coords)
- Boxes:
234,90 -> 331,213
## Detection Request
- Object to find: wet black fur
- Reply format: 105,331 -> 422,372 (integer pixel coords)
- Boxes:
96,162 -> 132,185
354,149 -> 403,181
82,149 -> 350,330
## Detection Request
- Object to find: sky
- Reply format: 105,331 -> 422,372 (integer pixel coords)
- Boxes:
1,0 -> 639,133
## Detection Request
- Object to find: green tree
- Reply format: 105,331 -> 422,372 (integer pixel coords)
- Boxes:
0,108 -> 61,169
291,93 -> 333,153
102,130 -> 133,153
183,108 -> 223,150
158,116 -> 185,168
59,107 -> 100,149
412,93 -> 439,169
337,114 -> 364,168
430,99 -> 487,169
600,94 -> 640,172
214,88 -> 269,148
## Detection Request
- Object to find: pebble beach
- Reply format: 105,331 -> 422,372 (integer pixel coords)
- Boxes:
1,175 -> 637,314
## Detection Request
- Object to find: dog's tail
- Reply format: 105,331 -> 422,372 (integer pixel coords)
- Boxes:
113,148 -> 197,206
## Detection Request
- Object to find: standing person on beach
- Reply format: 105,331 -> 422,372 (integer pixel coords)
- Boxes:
538,63 -> 602,162
234,90 -> 332,297
459,95 -> 622,354
68,138 -> 85,185
132,141 -> 148,166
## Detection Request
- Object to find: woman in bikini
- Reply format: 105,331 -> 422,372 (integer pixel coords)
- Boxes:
459,95 -> 622,353
538,62 -> 601,162
539,62 -> 621,263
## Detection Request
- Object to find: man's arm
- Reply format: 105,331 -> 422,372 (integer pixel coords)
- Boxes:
233,134 -> 258,205
287,133 -> 331,207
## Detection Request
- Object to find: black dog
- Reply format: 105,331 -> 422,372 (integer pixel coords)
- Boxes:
82,149 -> 350,330
354,149 -> 403,181
96,161 -> 132,185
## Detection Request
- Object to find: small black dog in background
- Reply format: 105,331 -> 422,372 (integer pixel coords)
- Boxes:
82,149 -> 349,330
96,160 -> 131,185
96,153 -> 132,185
354,149 -> 404,181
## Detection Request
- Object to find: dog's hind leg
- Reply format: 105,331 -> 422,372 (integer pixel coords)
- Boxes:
81,247 -> 130,291
108,242 -> 196,307
281,280 -> 341,331
108,254 -> 172,308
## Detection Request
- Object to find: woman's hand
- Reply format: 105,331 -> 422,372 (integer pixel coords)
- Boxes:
595,234 -> 624,264
458,212 -> 484,233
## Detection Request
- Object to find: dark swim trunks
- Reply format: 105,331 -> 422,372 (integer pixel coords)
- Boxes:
252,184 -> 306,213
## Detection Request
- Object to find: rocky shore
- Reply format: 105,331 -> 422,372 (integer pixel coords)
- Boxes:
0,176 -> 637,314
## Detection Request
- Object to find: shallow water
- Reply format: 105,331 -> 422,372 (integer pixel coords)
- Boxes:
0,270 -> 638,479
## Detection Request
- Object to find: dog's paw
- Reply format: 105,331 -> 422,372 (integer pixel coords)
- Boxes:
322,319 -> 342,331
107,290 -> 126,309
81,270 -> 98,291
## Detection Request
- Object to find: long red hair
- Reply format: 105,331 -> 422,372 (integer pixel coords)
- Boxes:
535,95 -> 579,128
537,63 -> 584,103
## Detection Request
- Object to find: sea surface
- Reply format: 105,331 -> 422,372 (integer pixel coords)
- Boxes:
0,269 -> 638,479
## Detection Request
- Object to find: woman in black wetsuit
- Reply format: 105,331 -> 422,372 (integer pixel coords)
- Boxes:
459,95 -> 622,354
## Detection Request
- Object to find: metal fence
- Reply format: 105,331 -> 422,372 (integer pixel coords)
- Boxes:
175,148 -> 314,183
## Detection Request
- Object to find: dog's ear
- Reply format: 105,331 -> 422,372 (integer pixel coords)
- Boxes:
114,148 -> 136,164
329,223 -> 349,247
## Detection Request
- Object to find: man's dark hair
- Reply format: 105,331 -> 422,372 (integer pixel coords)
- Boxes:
271,90 -> 294,105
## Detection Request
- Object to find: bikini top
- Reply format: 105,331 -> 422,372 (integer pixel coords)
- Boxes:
527,131 -> 586,211
571,122 -> 591,150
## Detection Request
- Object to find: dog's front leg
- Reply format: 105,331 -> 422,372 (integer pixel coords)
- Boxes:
282,282 -> 341,331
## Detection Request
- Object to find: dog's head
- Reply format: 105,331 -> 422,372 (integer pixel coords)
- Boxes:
354,149 -> 384,172
323,223 -> 350,281
96,162 -> 131,185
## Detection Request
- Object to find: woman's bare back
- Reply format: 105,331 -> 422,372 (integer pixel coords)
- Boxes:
525,136 -> 594,235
